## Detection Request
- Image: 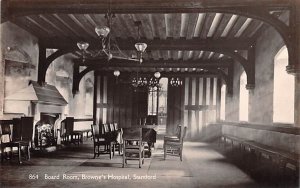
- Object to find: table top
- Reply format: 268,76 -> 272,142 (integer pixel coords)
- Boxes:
133,125 -> 158,129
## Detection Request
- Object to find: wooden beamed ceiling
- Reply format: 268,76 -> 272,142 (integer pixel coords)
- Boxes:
3,0 -> 290,74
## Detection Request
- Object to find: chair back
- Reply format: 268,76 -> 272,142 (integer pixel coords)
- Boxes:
113,123 -> 118,130
103,124 -> 110,134
20,117 -> 34,141
109,123 -> 115,132
60,120 -> 66,137
12,118 -> 22,141
91,124 -> 100,139
175,124 -> 182,138
122,127 -> 142,141
65,117 -> 74,136
0,121 -> 13,142
180,126 -> 187,143
0,123 -> 11,136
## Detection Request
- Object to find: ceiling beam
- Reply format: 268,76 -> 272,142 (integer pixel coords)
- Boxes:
77,58 -> 232,69
3,0 -> 291,20
41,37 -> 252,51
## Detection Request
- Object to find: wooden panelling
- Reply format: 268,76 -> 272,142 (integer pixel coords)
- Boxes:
94,72 -> 145,128
166,79 -> 185,134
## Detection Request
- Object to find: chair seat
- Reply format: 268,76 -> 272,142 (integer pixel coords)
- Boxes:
95,138 -> 106,142
164,136 -> 180,142
164,135 -> 178,139
124,149 -> 144,153
125,145 -> 144,150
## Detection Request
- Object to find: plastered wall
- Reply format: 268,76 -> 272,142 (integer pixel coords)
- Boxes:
0,22 -> 94,122
225,26 -> 286,124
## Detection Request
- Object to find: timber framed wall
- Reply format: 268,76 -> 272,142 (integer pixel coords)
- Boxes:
94,71 -> 222,138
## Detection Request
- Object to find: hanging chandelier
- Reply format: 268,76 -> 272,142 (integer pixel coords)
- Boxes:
170,77 -> 183,87
113,70 -> 161,89
76,1 -> 147,63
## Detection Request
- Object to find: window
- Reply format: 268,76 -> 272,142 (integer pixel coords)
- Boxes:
220,84 -> 226,120
148,78 -> 168,116
239,71 -> 249,121
147,88 -> 158,115
273,46 -> 294,123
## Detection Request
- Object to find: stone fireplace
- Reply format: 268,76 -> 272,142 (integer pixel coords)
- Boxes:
4,81 -> 67,148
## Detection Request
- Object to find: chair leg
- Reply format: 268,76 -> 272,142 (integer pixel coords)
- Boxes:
142,150 -> 145,164
27,145 -> 30,160
139,148 -> 142,168
164,145 -> 166,160
18,145 -> 22,164
109,143 -> 112,160
97,145 -> 100,157
180,148 -> 183,161
93,145 -> 96,159
1,147 -> 4,163
122,144 -> 125,168
113,144 -> 115,157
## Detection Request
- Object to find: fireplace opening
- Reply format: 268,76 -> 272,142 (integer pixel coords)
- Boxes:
34,113 -> 60,147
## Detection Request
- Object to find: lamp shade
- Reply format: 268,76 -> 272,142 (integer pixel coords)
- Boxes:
135,43 -> 147,52
95,26 -> 110,38
154,72 -> 161,78
77,42 -> 89,51
113,70 -> 120,77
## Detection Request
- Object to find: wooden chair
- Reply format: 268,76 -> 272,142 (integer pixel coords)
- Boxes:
91,124 -> 113,159
65,117 -> 82,146
164,124 -> 181,142
1,117 -> 34,164
164,126 -> 187,161
122,127 -> 144,168
109,123 -> 123,155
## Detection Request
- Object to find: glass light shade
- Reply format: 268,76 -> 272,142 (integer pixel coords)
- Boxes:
77,42 -> 89,51
113,70 -> 120,77
95,26 -> 110,38
154,72 -> 161,78
135,43 -> 147,52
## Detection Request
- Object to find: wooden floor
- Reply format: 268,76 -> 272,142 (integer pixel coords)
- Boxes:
0,139 -> 298,188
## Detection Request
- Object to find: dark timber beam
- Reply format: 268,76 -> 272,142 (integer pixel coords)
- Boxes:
37,48 -> 72,85
72,63 -> 80,95
246,45 -> 256,89
37,43 -> 47,85
286,1 -> 300,75
76,59 -> 233,68
72,66 -> 94,95
288,0 -> 300,127
3,0 -> 291,19
40,37 -> 252,51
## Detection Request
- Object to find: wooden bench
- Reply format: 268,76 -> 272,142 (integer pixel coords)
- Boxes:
220,134 -> 300,174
